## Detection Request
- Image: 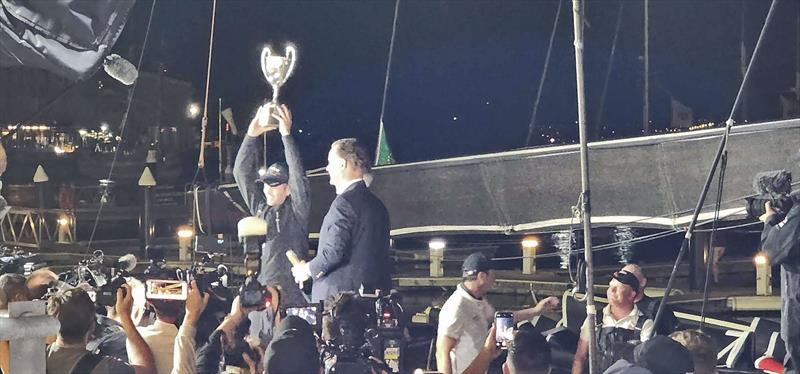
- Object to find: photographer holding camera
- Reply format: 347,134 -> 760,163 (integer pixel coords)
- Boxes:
759,165 -> 800,374
45,285 -> 156,374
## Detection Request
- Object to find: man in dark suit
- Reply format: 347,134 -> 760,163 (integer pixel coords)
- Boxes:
291,138 -> 392,303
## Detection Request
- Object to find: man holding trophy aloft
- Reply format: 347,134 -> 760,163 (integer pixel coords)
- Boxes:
233,44 -> 308,345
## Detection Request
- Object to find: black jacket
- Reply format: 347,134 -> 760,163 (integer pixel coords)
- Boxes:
233,134 -> 310,306
761,202 -> 800,368
307,180 -> 392,302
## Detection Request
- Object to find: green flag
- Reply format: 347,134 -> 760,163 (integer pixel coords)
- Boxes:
375,120 -> 396,166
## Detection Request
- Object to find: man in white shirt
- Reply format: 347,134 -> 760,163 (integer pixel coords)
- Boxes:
572,270 -> 654,374
436,253 -> 559,374
127,298 -> 181,373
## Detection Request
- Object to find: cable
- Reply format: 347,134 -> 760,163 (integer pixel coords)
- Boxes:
525,0 -> 563,146
85,0 -> 158,252
196,0 -> 219,171
188,0 -> 219,236
373,0 -> 401,164
700,151 -> 728,330
654,0 -> 781,331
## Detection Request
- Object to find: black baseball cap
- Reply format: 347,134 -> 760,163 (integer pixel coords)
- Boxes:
258,162 -> 289,187
462,252 -> 493,277
612,270 -> 640,294
264,316 -> 319,374
634,336 -> 694,374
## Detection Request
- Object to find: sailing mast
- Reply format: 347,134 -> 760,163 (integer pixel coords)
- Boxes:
570,0 -> 598,372
643,0 -> 650,135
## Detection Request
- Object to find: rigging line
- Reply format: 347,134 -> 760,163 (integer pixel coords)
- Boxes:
374,0 -> 401,163
85,0 -> 159,253
195,0 -> 219,173
525,0 -> 563,146
594,0 -> 624,129
700,152 -> 728,330
189,0 -> 219,235
727,0 -> 780,123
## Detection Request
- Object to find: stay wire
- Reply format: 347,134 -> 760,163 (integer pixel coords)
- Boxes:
525,0 -> 563,146
373,0 -> 401,164
653,0 -> 779,330
700,151 -> 728,330
190,0 -> 219,235
85,0 -> 158,253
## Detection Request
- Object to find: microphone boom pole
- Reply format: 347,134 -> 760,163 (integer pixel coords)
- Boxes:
653,0 -> 781,330
570,0 -> 599,372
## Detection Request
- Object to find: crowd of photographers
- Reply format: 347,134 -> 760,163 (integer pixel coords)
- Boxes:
1,266 -> 404,374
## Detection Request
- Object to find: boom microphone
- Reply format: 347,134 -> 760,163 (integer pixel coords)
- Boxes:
103,54 -> 138,86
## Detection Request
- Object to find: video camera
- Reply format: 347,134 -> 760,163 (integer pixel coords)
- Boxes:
746,170 -> 796,219
58,250 -> 137,307
236,217 -> 273,310
321,288 -> 405,373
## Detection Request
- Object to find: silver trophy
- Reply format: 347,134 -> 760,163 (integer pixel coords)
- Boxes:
259,44 -> 297,129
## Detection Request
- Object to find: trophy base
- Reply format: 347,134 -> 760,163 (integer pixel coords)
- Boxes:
258,102 -> 280,131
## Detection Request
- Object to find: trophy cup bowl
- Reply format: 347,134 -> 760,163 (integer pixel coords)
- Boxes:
260,44 -> 297,130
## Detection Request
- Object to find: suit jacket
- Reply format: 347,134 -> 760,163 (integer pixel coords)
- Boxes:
308,180 -> 392,302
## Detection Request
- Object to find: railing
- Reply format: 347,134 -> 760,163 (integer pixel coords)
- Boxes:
1,207 -> 76,248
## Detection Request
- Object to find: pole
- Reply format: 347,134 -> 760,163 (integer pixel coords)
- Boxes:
142,187 -> 153,254
36,183 -> 45,250
643,0 -> 650,135
218,98 -> 223,181
571,0 -> 598,372
740,0 -> 749,120
138,167 -> 157,256
654,0 -> 780,329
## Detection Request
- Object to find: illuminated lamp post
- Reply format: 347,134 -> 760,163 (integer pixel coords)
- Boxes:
429,239 -> 446,277
522,237 -> 540,274
754,252 -> 772,296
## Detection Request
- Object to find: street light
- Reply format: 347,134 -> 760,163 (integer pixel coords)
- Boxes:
428,239 -> 446,277
522,236 -> 540,274
187,103 -> 201,119
177,225 -> 194,239
428,239 -> 446,251
754,252 -> 771,296
177,225 -> 194,261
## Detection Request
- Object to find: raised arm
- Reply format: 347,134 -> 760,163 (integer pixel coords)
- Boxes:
233,105 -> 272,215
275,105 -> 311,224
115,285 -> 156,374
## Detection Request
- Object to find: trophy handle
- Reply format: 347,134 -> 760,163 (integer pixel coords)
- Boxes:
260,46 -> 273,85
282,45 -> 297,86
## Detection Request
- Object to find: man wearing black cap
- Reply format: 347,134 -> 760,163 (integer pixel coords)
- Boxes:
572,269 -> 655,374
233,104 -> 311,343
263,315 -> 321,374
436,253 -> 560,374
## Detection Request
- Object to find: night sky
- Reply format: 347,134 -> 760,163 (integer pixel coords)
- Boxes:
114,0 -> 800,169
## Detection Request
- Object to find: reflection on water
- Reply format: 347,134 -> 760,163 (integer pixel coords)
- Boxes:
552,230 -> 576,270
614,226 -> 636,264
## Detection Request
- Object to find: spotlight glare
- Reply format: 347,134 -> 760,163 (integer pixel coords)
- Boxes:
177,225 -> 194,239
428,239 -> 446,251
754,253 -> 768,266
